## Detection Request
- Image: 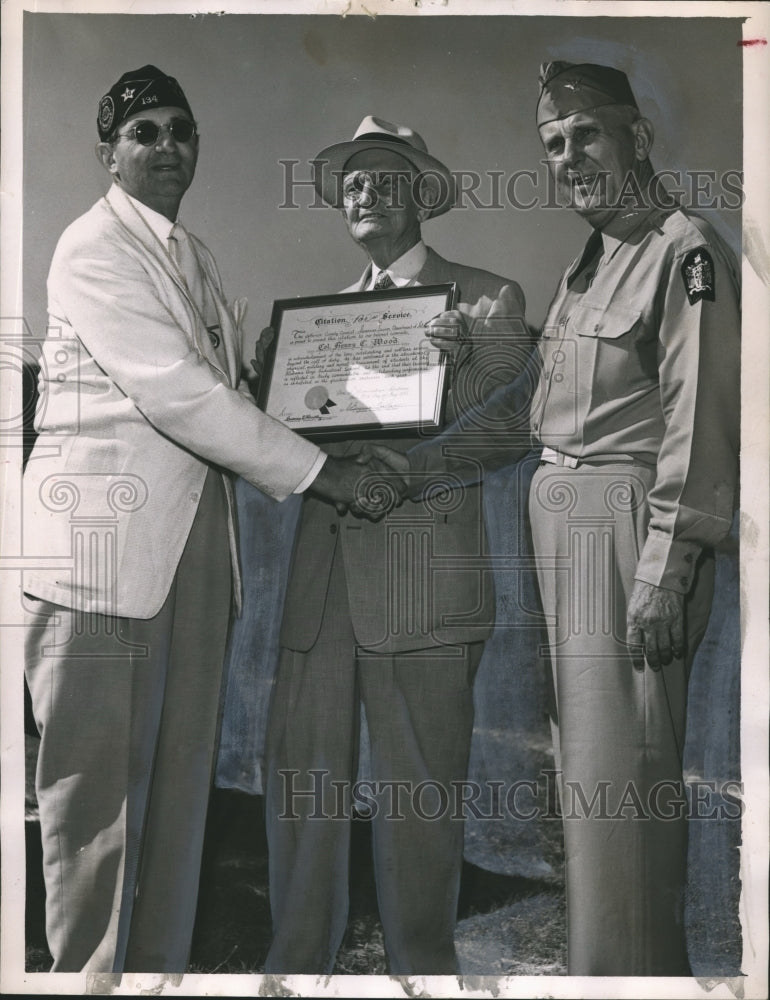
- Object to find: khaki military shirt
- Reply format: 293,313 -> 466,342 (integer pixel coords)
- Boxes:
532,207 -> 740,593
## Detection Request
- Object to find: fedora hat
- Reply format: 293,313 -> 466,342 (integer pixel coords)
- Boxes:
312,116 -> 456,218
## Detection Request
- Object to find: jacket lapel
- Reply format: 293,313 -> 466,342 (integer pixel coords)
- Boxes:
415,248 -> 462,311
104,185 -> 235,386
354,265 -> 373,292
104,185 -> 189,298
414,247 -> 456,291
187,233 -> 242,388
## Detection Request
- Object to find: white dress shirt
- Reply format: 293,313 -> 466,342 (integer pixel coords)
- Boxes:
368,241 -> 428,289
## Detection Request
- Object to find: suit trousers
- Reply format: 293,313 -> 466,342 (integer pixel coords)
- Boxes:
264,536 -> 482,975
24,469 -> 232,972
530,461 -> 714,976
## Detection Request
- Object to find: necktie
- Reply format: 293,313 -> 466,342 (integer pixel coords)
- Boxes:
168,224 -> 204,302
373,270 -> 395,290
168,226 -> 220,349
567,229 -> 603,291
167,225 -> 187,284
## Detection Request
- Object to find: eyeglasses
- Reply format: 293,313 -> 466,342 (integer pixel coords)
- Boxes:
342,170 -> 405,200
115,118 -> 198,147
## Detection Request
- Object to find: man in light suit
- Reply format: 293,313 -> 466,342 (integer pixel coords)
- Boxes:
263,117 -> 532,974
23,66 -> 383,974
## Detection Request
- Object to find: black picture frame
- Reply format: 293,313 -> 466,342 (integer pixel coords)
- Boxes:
258,282 -> 456,440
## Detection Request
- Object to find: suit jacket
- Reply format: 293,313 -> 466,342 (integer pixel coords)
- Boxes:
280,247 -> 529,654
23,184 -> 322,618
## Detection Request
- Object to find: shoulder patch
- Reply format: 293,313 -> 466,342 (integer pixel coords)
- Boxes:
681,248 -> 715,305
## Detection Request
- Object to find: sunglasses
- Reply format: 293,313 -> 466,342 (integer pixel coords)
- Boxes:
115,118 -> 198,147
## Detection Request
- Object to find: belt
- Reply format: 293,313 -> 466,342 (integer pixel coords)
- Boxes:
539,447 -> 654,469
540,447 -> 580,468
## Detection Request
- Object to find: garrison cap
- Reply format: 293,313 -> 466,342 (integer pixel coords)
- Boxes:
97,65 -> 193,141
536,61 -> 638,127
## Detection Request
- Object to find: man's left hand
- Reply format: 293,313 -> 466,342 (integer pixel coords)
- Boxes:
249,327 -> 275,382
626,580 -> 685,670
427,310 -> 469,360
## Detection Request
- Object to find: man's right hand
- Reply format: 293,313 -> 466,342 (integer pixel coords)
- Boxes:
354,444 -> 412,510
308,452 -> 408,521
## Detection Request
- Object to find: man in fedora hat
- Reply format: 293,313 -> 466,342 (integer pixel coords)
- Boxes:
372,62 -> 741,975
258,116 -> 531,974
23,66 -> 389,974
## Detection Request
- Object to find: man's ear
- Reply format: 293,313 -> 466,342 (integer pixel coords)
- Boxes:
632,117 -> 654,162
95,141 -> 119,175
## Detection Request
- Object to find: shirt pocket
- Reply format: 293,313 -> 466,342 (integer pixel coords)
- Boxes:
570,302 -> 641,340
570,302 -> 655,399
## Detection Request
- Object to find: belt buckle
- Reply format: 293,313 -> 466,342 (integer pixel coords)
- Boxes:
540,447 -> 579,468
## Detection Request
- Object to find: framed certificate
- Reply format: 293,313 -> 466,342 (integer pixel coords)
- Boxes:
258,283 -> 457,440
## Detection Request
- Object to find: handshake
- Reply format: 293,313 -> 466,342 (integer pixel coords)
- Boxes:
247,319 -> 469,520
308,445 -> 414,521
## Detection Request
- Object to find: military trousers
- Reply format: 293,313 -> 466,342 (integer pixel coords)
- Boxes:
264,537 -> 482,975
530,460 -> 714,976
24,469 -> 232,972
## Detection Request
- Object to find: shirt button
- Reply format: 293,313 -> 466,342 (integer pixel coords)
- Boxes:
684,552 -> 694,564
594,323 -> 600,332
189,491 -> 199,502
329,523 -> 338,534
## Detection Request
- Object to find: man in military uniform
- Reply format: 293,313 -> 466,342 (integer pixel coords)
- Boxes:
373,61 -> 740,975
